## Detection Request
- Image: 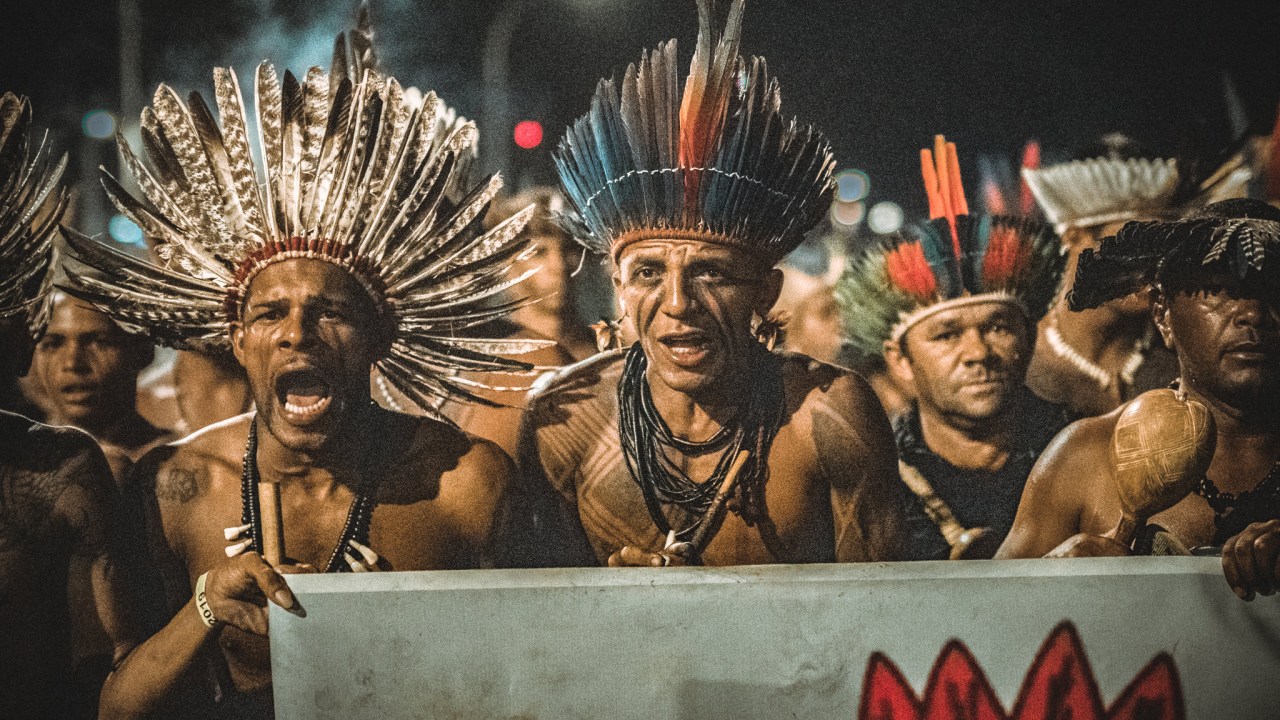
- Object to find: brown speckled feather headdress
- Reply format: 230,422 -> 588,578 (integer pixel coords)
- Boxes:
0,92 -> 67,338
59,36 -> 551,410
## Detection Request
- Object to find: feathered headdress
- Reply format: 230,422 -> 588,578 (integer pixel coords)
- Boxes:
0,92 -> 67,338
554,0 -> 835,264
1070,198 -> 1280,310
1023,138 -> 1251,235
836,136 -> 1064,358
59,49 -> 552,410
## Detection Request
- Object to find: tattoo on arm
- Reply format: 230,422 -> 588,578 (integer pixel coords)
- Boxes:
154,466 -> 205,504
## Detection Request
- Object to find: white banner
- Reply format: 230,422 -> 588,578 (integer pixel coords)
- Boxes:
271,557 -> 1280,719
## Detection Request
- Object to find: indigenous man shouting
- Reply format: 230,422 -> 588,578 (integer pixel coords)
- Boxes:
997,199 -> 1280,603
836,137 -> 1070,561
61,51 -> 544,717
521,0 -> 906,568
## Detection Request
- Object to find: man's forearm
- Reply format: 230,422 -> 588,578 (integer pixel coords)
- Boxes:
99,596 -> 217,720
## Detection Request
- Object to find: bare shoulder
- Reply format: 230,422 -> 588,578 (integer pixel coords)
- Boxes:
391,413 -> 515,495
129,412 -> 249,507
781,353 -> 879,411
0,410 -> 104,466
0,411 -> 113,514
1020,403 -> 1123,509
779,353 -> 888,439
525,349 -> 623,435
1034,405 -> 1121,482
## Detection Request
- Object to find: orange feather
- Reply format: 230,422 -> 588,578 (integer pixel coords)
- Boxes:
921,149 -> 944,220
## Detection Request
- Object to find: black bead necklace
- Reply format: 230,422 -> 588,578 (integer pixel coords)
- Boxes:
1195,464 -> 1280,545
239,413 -> 377,573
616,342 -> 785,540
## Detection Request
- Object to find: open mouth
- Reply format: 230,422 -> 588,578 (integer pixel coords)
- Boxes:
658,331 -> 714,368
274,368 -> 335,423
58,382 -> 101,404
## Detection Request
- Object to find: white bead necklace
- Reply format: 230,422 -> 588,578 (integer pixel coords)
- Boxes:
1044,317 -> 1147,391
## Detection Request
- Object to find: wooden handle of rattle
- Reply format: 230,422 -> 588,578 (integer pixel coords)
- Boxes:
258,482 -> 285,566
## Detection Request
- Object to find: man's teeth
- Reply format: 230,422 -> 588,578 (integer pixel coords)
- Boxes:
669,344 -> 704,355
283,395 -> 332,417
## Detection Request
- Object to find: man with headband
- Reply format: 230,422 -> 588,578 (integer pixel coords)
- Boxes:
519,0 -> 905,568
1022,135 -> 1249,417
61,40 -> 546,717
998,198 -> 1280,603
836,137 -> 1070,560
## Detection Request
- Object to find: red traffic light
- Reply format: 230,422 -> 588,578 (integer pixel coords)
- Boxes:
514,120 -> 543,150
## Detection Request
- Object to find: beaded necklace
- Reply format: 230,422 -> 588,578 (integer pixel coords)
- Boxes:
238,415 -> 377,573
616,342 -> 785,540
1196,464 -> 1280,545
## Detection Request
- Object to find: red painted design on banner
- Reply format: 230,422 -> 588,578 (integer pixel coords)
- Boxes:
858,621 -> 1184,720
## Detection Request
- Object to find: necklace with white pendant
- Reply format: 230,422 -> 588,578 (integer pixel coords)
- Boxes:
1044,316 -> 1147,391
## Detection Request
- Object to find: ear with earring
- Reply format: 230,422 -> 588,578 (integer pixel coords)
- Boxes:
592,318 -> 624,353
753,311 -> 788,351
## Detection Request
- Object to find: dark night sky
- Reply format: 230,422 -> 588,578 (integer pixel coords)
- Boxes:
2,0 -> 1278,230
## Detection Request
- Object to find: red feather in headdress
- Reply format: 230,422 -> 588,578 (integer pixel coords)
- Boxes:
885,241 -> 938,300
1019,140 -> 1041,216
982,223 -> 1032,286
679,0 -> 744,217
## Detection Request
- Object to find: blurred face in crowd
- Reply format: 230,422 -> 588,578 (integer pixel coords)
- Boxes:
888,301 -> 1032,427
231,259 -> 384,454
614,239 -> 781,399
516,228 -> 574,317
1157,277 -> 1280,414
787,287 -> 843,364
33,292 -> 152,430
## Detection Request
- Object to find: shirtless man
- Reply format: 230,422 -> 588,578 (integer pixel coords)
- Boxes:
32,291 -> 172,480
997,199 -> 1280,602
0,91 -> 134,720
524,0 -> 905,568
1022,135 -> 1244,416
836,137 -> 1070,560
60,58 -> 538,717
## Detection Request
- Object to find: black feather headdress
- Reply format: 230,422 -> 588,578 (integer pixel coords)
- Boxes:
0,92 -> 67,338
553,0 -> 835,263
1070,198 -> 1280,310
58,47 -> 552,411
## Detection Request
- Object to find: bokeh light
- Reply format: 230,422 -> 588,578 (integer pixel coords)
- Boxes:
867,201 -> 905,234
108,214 -> 145,247
830,199 -> 865,227
82,109 -> 117,139
514,120 -> 544,150
834,169 -> 869,203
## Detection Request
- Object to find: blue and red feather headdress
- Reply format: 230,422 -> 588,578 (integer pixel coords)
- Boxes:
553,0 -> 835,265
836,136 -> 1064,358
